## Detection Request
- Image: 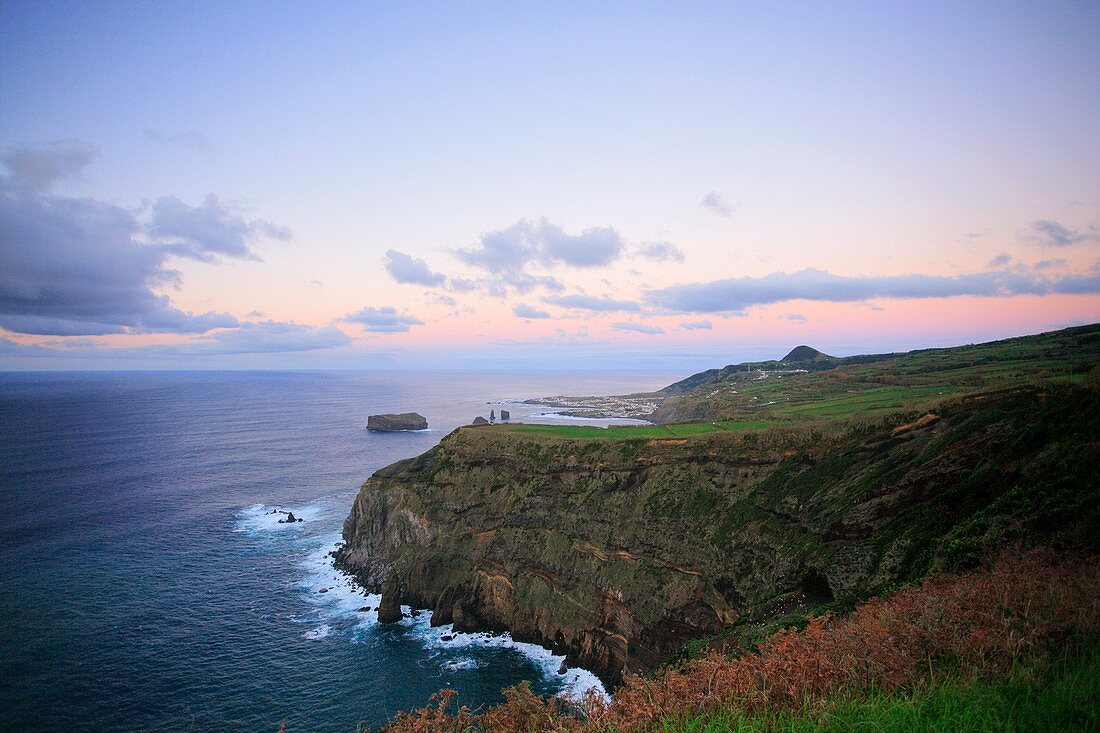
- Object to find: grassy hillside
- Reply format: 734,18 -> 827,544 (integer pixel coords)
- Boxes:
649,323 -> 1100,424
336,324 -> 1100,731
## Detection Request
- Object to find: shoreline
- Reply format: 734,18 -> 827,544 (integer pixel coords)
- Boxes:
326,544 -> 608,700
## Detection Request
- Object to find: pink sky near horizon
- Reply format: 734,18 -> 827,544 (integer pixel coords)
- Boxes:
1,3 -> 1098,369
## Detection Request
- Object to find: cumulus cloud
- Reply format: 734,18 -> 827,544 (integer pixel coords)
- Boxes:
680,320 -> 712,330
144,129 -> 212,151
701,191 -> 737,217
612,322 -> 665,335
383,249 -> 446,286
150,194 -> 290,262
1,140 -> 98,191
513,303 -> 550,319
542,294 -> 641,312
454,218 -> 625,294
1028,220 -> 1099,247
646,267 -> 1100,313
635,241 -> 685,262
988,253 -> 1012,267
342,306 -> 424,333
0,141 -> 292,337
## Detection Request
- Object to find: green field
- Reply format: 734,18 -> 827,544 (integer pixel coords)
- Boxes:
489,419 -> 774,439
471,326 -> 1100,440
653,324 -> 1100,425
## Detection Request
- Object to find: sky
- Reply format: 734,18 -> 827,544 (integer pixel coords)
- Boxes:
1,1 -> 1099,371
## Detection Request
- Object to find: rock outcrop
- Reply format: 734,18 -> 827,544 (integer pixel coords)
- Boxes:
377,569 -> 403,623
368,413 -> 428,432
336,385 -> 1099,686
471,416 -> 489,425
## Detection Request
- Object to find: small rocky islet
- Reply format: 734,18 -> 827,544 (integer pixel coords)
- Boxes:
366,412 -> 428,432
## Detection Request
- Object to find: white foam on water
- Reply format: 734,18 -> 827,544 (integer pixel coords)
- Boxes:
303,624 -> 331,640
296,534 -> 380,627
233,503 -> 325,533
440,657 -> 481,671
405,615 -> 608,701
289,530 -> 609,701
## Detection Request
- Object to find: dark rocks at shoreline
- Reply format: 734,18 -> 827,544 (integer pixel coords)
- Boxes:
472,416 -> 489,425
557,660 -> 568,675
367,413 -> 428,432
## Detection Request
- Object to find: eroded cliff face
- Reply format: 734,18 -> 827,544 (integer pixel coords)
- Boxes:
335,386 -> 1099,685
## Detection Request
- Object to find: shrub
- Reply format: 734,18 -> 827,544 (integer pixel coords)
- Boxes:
381,548 -> 1099,733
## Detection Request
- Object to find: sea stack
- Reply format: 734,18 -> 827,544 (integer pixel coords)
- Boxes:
377,569 -> 403,623
367,413 -> 428,432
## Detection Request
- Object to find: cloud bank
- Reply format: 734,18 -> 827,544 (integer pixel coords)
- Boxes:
0,142 -> 287,336
543,294 -> 641,312
612,322 -> 664,335
646,267 -> 1100,313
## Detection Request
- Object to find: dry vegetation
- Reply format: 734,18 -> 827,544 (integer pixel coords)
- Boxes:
382,549 -> 1099,733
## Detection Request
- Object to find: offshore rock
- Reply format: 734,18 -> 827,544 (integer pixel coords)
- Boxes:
377,569 -> 403,623
368,413 -> 428,432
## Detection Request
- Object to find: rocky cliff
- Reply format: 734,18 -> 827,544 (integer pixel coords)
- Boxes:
336,385 -> 1099,686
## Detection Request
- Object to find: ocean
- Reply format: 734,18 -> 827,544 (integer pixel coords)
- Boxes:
0,370 -> 677,732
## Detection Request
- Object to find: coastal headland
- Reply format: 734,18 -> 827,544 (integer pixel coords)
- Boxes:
335,325 -> 1100,686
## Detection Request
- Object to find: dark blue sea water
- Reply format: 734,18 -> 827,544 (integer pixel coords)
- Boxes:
0,370 -> 676,733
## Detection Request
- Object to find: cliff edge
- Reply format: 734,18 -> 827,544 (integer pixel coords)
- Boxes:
335,384 -> 1098,685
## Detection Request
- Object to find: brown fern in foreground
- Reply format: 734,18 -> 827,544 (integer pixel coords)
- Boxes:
383,548 -> 1100,733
